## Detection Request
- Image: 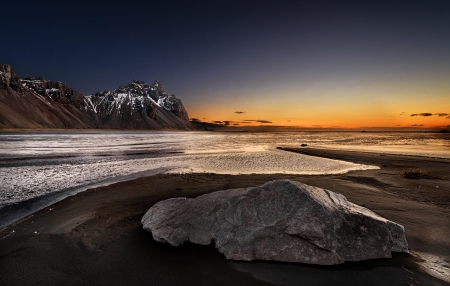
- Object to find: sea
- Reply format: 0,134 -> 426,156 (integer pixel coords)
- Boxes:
1,130 -> 449,228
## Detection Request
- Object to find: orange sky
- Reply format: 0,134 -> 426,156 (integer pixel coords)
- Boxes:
187,72 -> 450,130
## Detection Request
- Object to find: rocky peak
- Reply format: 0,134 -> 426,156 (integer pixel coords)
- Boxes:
20,76 -> 86,108
151,80 -> 164,90
90,79 -> 190,121
0,64 -> 194,130
0,64 -> 22,91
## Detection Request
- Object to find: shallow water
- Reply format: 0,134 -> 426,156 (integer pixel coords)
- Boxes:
0,130 -> 449,227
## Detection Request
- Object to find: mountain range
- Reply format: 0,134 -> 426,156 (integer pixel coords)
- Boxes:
0,64 -> 194,130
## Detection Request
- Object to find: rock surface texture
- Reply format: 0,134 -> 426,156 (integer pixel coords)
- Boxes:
142,180 -> 408,265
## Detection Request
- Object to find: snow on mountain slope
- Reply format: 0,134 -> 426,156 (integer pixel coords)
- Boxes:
0,64 -> 194,130
88,80 -> 190,121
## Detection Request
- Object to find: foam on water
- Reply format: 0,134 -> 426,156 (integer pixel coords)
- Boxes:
170,148 -> 376,175
1,130 -> 448,228
0,147 -> 376,207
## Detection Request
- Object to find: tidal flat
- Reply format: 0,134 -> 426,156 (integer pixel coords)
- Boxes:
1,131 -> 449,285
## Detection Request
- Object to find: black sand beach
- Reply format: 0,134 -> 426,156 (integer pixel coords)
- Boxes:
1,148 -> 449,285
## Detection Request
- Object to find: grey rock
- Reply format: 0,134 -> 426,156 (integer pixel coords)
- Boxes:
142,180 -> 408,265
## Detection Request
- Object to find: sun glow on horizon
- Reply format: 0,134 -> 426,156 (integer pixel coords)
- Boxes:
186,72 -> 450,130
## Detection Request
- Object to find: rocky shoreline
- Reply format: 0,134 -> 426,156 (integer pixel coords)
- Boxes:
1,148 -> 449,285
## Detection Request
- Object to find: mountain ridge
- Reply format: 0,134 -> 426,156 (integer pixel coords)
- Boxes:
0,64 -> 194,130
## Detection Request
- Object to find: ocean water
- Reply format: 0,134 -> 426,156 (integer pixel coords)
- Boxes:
0,130 -> 449,228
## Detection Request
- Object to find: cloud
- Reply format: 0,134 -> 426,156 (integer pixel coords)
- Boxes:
410,113 -> 450,119
233,123 -> 239,126
234,111 -> 245,114
399,112 -> 405,115
211,120 -> 235,126
396,124 -> 401,126
410,113 -> 432,117
244,119 -> 272,124
190,119 -> 227,129
287,120 -> 291,122
411,124 -> 424,126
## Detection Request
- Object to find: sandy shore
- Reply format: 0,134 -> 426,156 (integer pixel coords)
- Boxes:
1,148 -> 449,285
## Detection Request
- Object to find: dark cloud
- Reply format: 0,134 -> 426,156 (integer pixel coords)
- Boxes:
399,112 -> 405,115
410,113 -> 432,117
411,124 -> 424,126
244,120 -> 272,124
447,115 -> 450,119
234,111 -> 245,114
233,123 -> 239,126
210,120 -> 236,126
435,113 -> 449,117
287,120 -> 291,122
190,119 -> 227,129
396,124 -> 401,126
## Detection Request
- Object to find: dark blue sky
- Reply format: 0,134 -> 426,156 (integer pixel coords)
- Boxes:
2,0 -> 450,128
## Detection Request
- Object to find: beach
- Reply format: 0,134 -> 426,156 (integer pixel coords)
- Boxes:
1,148 -> 449,285
3,0 -> 450,284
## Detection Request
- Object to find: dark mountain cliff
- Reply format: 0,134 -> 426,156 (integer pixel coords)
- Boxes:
0,64 -> 194,130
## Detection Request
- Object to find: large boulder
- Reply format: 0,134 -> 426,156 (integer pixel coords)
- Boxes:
142,180 -> 408,265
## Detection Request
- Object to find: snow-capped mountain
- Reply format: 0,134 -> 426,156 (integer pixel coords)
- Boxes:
20,76 -> 88,108
0,64 -> 194,130
89,80 -> 189,120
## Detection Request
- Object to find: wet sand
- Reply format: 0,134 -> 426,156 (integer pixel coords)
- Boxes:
1,148 -> 449,285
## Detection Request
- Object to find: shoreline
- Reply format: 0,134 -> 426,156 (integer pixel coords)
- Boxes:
278,146 -> 450,160
1,149 -> 450,285
1,128 -> 448,132
0,168 -> 170,230
0,128 -> 199,132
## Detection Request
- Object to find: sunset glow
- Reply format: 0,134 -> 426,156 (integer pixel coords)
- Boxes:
2,1 -> 449,130
187,74 -> 450,129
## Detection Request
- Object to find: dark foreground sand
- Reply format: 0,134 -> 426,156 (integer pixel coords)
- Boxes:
1,148 -> 449,285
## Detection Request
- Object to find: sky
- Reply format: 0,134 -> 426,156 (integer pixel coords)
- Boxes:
1,0 -> 449,129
